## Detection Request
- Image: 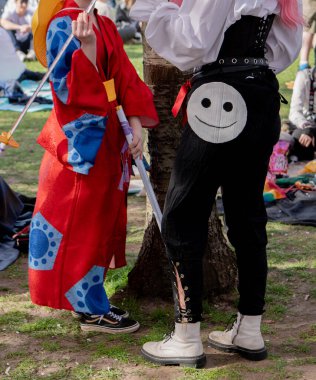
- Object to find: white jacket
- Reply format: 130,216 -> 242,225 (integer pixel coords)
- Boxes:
289,68 -> 316,129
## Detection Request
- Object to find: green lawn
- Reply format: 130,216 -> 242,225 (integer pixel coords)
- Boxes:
1,47 -> 316,380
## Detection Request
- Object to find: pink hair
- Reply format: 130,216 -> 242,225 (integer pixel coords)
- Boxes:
278,0 -> 303,28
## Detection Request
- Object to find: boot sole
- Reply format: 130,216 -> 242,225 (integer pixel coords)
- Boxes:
80,322 -> 140,334
207,338 -> 267,361
141,348 -> 206,368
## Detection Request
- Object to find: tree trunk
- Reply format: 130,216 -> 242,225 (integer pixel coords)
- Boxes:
128,37 -> 237,300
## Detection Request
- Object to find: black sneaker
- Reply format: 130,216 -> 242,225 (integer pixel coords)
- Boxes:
71,304 -> 129,319
80,311 -> 140,334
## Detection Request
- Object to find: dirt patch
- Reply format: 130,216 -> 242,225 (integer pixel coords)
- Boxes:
1,196 -> 316,379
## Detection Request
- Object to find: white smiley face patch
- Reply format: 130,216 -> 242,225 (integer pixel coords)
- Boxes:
187,82 -> 247,144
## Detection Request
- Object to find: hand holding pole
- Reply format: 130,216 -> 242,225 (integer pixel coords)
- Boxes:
116,106 -> 163,231
0,0 -> 98,156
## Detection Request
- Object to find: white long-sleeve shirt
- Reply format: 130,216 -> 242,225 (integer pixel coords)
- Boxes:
289,69 -> 316,129
0,27 -> 25,81
130,0 -> 303,73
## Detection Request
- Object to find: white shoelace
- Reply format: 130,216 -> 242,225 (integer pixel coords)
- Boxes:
97,311 -> 122,324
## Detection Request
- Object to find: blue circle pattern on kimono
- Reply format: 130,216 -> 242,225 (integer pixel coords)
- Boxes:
62,113 -> 108,174
46,16 -> 80,104
65,265 -> 110,314
29,212 -> 63,270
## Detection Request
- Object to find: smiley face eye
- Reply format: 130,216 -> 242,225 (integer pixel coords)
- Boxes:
201,98 -> 211,108
223,102 -> 233,112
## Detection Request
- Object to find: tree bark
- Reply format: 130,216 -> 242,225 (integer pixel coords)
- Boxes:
128,38 -> 237,300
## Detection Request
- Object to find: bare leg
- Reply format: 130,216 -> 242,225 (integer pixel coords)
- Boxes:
299,31 -> 314,69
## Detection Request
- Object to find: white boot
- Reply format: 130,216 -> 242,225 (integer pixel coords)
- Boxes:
208,312 -> 267,361
141,322 -> 206,368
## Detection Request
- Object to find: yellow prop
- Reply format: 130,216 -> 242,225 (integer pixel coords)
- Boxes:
0,132 -> 20,148
103,79 -> 117,102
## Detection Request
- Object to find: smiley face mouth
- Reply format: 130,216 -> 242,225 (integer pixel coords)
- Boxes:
195,115 -> 237,129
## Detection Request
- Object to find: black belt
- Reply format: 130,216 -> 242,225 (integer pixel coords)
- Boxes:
192,57 -> 269,83
205,57 -> 268,68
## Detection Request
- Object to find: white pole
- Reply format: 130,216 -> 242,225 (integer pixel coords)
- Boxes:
116,106 -> 162,231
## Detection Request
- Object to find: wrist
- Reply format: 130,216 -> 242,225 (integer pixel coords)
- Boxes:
130,119 -> 142,138
80,37 -> 96,48
80,42 -> 97,69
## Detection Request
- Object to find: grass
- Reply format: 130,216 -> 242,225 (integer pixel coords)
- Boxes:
105,265 -> 133,298
92,343 -> 131,361
71,365 -> 124,380
0,310 -> 29,330
18,316 -> 79,337
126,226 -> 145,244
205,307 -> 235,325
1,47 -> 316,380
8,358 -> 39,380
7,360 -> 124,380
41,341 -> 62,352
183,367 -> 243,380
300,324 -> 316,343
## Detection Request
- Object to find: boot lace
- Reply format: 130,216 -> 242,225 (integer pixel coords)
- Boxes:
162,331 -> 174,343
224,313 -> 237,332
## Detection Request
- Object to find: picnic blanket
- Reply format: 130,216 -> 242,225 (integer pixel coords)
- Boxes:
0,79 -> 52,112
266,190 -> 316,226
216,189 -> 316,227
263,160 -> 316,226
0,238 -> 19,271
0,176 -> 36,270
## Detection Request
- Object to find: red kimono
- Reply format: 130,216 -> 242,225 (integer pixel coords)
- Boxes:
28,1 -> 158,315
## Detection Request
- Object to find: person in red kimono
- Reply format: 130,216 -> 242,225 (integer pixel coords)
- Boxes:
28,0 -> 158,333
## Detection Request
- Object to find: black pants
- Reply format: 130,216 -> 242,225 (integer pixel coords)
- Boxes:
8,30 -> 32,54
162,70 -> 281,323
17,69 -> 45,82
290,127 -> 316,161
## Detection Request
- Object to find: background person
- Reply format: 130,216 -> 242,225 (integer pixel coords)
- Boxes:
0,0 -> 35,60
116,0 -> 141,43
287,66 -> 316,160
299,0 -> 316,70
0,26 -> 43,81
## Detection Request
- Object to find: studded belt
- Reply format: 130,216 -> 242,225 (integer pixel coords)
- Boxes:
216,56 -> 267,66
192,57 -> 269,83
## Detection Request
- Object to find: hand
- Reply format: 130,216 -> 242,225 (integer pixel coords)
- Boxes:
299,133 -> 315,147
19,24 -> 31,34
128,116 -> 143,159
72,11 -> 96,45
